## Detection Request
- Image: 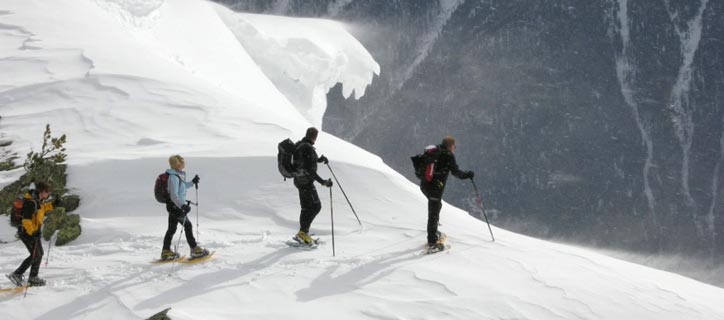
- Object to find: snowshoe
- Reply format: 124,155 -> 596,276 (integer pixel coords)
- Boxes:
180,251 -> 215,264
424,232 -> 450,255
152,255 -> 186,264
160,249 -> 180,261
426,242 -> 446,254
190,246 -> 210,259
27,276 -> 46,287
294,231 -> 316,245
6,273 -> 24,287
287,233 -> 320,249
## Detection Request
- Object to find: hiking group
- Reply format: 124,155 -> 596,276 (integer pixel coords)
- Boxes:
6,126 -> 479,288
279,127 -> 475,252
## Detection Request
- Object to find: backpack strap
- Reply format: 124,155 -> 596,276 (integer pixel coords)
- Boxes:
173,174 -> 182,186
167,173 -> 184,205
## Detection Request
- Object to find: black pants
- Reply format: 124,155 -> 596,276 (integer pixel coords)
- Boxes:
422,186 -> 444,244
15,230 -> 43,277
426,198 -> 443,244
163,203 -> 197,251
297,184 -> 321,233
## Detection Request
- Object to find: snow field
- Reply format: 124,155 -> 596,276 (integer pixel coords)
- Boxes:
1,0 -> 724,319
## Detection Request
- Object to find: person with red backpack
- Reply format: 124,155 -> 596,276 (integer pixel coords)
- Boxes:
6,181 -> 53,287
419,136 -> 474,251
159,155 -> 207,261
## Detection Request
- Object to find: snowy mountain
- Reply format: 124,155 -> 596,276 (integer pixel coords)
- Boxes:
1,1 -> 724,319
220,0 -> 724,273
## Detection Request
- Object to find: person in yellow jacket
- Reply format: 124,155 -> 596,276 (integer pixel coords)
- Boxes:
6,181 -> 53,287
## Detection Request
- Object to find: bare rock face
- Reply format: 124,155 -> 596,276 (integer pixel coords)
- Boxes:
146,308 -> 172,320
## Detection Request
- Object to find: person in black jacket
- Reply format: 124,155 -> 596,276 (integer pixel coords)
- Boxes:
292,127 -> 333,245
420,136 -> 474,250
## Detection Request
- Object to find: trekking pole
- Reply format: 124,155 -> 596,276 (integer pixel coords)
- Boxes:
24,236 -> 39,298
195,184 -> 199,243
44,232 -> 54,267
170,214 -> 189,275
330,187 -> 335,257
325,163 -> 362,227
471,179 -> 495,242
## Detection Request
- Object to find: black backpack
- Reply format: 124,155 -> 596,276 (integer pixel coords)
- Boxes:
411,145 -> 439,182
278,138 -> 298,179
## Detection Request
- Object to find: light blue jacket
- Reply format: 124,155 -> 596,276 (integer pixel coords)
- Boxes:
166,168 -> 194,208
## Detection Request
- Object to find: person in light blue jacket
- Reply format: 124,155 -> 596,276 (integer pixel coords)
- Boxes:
161,155 -> 208,260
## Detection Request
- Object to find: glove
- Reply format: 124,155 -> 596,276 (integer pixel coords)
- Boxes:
466,171 -> 475,180
192,174 -> 200,185
318,155 -> 329,165
323,179 -> 333,188
181,204 -> 191,214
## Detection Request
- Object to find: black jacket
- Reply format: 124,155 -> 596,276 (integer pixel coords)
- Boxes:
293,137 -> 325,186
420,145 -> 469,198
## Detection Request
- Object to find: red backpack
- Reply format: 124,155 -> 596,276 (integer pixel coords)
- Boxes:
422,145 -> 439,182
10,196 -> 24,226
154,173 -> 180,203
10,193 -> 35,226
411,145 -> 440,182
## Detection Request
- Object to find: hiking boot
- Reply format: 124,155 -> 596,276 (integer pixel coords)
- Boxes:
427,242 -> 446,252
161,249 -> 180,261
6,273 -> 24,287
190,246 -> 209,259
294,231 -> 314,245
27,276 -> 46,287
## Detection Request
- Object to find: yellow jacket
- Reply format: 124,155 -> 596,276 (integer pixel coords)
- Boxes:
20,193 -> 53,236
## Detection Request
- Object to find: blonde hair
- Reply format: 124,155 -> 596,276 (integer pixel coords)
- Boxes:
442,136 -> 456,149
169,155 -> 185,169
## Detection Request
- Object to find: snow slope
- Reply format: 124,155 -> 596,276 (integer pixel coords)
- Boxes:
1,0 -> 724,319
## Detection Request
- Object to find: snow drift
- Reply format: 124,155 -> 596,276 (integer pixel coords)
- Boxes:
1,0 -> 724,319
